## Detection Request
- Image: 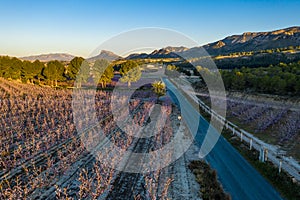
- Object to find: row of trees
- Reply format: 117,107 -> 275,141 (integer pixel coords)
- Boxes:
0,56 -> 45,83
71,59 -> 142,88
213,52 -> 300,70
220,61 -> 300,96
0,56 -> 142,88
223,46 -> 300,57
0,56 -> 75,86
191,61 -> 300,96
73,58 -> 115,88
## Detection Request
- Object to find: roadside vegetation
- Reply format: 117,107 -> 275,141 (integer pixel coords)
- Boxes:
189,160 -> 231,200
151,80 -> 166,102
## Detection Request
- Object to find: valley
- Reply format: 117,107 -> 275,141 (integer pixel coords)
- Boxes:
1,25 -> 300,199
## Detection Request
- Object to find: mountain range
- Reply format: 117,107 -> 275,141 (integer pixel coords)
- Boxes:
121,26 -> 300,60
20,53 -> 75,62
133,26 -> 300,59
18,26 -> 300,62
203,26 -> 300,55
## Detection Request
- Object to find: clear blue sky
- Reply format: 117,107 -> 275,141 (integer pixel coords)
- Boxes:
1,0 -> 300,57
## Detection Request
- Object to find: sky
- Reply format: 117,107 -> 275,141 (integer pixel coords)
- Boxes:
1,0 -> 300,57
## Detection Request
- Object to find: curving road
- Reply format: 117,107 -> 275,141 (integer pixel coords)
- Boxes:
163,78 -> 283,200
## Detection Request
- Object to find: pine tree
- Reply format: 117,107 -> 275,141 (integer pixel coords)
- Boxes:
76,60 -> 90,88
21,60 -> 35,83
119,60 -> 141,87
67,57 -> 84,80
32,60 -> 45,84
92,59 -> 114,88
6,57 -> 22,80
152,80 -> 166,102
43,60 -> 65,86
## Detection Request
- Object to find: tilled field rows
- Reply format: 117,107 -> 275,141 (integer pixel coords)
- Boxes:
0,97 -> 146,199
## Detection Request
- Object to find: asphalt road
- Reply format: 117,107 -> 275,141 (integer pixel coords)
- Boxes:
163,78 -> 283,200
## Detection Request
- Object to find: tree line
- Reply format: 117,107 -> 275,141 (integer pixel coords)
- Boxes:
0,56 -> 141,88
213,52 -> 300,70
220,61 -> 300,96
192,61 -> 300,96
218,45 -> 300,58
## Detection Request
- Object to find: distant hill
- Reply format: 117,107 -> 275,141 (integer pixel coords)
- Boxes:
126,48 -> 182,59
148,49 -> 180,58
139,26 -> 300,58
124,26 -> 300,69
87,50 -> 122,62
163,46 -> 189,52
202,26 -> 300,56
20,53 -> 75,62
126,53 -> 149,59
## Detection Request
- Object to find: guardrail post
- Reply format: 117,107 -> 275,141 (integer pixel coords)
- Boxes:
250,138 -> 253,150
279,160 -> 282,173
259,147 -> 265,162
232,128 -> 235,135
240,132 -> 243,142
